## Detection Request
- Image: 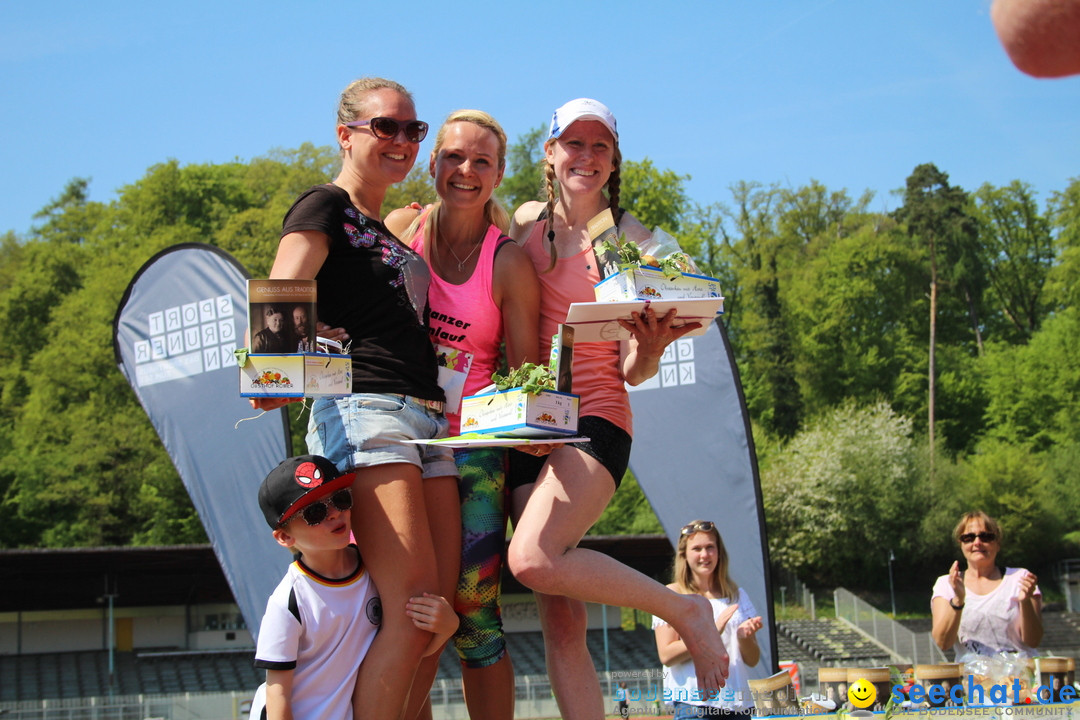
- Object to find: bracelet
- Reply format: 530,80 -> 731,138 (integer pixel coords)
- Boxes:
949,598 -> 965,610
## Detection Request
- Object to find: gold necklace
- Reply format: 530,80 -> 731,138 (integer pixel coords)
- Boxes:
444,238 -> 482,272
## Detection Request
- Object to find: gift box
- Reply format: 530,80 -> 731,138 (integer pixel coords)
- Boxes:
459,388 -> 579,437
594,266 -> 724,306
239,352 -> 351,398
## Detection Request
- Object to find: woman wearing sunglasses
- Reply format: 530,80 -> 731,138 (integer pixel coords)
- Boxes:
504,98 -> 729,720
258,77 -> 461,719
931,510 -> 1042,655
384,109 -> 540,720
654,521 -> 763,718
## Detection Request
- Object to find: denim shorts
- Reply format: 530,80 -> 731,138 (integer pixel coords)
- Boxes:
306,394 -> 458,479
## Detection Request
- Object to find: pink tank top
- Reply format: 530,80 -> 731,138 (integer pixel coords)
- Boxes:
522,218 -> 633,435
413,218 -> 506,435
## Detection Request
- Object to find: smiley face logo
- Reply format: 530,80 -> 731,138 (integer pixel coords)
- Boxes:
848,678 -> 876,709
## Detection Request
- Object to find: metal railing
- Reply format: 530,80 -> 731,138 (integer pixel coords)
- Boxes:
774,566 -> 817,620
834,587 -> 947,665
0,671 -> 667,720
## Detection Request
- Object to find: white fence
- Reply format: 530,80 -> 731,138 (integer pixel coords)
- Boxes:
833,587 -> 947,665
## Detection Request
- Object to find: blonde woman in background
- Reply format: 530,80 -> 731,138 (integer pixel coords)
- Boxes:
654,520 -> 763,718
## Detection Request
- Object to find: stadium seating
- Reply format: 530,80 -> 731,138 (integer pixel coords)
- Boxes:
6,615 -> 1080,703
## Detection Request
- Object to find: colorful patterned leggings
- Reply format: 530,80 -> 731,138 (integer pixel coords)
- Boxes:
451,446 -> 510,667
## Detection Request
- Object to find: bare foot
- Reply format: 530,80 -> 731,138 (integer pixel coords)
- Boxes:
672,593 -> 730,695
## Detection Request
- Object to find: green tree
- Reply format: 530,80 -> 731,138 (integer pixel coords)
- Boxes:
496,125 -> 546,212
619,158 -> 688,231
381,165 -> 437,219
723,181 -> 803,439
1046,177 -> 1080,310
981,307 -> 1080,452
590,473 -> 663,535
972,181 -> 1055,341
895,164 -> 979,472
762,400 -> 922,587
0,150 -> 346,548
785,216 -> 922,418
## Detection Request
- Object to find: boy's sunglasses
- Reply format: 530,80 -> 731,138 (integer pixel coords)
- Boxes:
344,117 -> 429,144
959,531 -> 996,544
296,488 -> 353,526
681,520 -> 716,536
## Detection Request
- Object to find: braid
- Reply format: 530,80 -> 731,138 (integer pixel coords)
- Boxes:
543,161 -> 559,273
607,147 -> 622,221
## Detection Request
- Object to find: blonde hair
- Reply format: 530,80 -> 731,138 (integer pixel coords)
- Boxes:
405,110 -> 511,262
953,510 -> 1004,547
540,136 -> 622,273
672,520 -> 739,601
335,77 -> 414,154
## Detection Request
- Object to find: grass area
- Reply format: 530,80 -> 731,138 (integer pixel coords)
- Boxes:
773,587 -> 938,621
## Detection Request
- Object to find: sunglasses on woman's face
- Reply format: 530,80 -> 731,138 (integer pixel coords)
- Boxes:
295,488 -> 353,526
344,117 -> 429,144
681,520 -> 716,536
960,531 -> 996,544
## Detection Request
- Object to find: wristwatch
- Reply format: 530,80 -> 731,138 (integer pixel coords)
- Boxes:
949,598 -> 965,610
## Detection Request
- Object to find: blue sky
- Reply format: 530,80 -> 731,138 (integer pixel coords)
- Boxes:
3,1 -> 1078,237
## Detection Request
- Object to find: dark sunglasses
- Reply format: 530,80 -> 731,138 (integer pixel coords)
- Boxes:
295,488 -> 353,526
681,520 -> 716,536
960,531 -> 996,544
344,117 -> 429,144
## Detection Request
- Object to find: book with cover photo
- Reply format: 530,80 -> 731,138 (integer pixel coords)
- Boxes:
247,279 -> 317,354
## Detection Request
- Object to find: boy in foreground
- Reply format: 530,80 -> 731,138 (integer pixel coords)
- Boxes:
249,455 -> 457,720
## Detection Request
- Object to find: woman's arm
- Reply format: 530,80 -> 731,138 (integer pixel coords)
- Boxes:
619,307 -> 701,386
493,242 -> 541,367
736,616 -> 763,667
1015,570 -> 1044,648
931,561 -> 966,651
655,618 -> 693,667
384,206 -> 423,243
508,201 -> 543,244
270,230 -> 331,280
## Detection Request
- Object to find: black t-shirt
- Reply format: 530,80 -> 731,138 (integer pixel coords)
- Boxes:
280,184 -> 443,400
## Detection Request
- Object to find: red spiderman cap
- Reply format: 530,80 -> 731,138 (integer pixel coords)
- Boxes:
258,455 -> 356,528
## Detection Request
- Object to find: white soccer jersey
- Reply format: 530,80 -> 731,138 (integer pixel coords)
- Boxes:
251,547 -> 380,720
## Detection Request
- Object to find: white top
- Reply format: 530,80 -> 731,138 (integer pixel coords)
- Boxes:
652,587 -> 757,710
250,548 -> 380,720
932,566 -> 1040,655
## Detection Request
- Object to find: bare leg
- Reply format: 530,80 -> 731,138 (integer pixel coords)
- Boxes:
508,481 -> 604,720
461,653 -> 516,720
413,698 -> 433,720
507,446 -> 729,696
404,474 -> 461,720
536,592 -> 605,720
350,463 -> 439,720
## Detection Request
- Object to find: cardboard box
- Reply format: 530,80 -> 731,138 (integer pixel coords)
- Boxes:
565,297 -> 724,342
594,266 -> 724,303
460,388 -> 579,437
239,352 -> 351,398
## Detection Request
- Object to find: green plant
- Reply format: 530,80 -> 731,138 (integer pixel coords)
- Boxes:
490,362 -> 556,394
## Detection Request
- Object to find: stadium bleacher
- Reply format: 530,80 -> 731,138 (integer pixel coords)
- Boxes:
7,608 -> 1080,703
